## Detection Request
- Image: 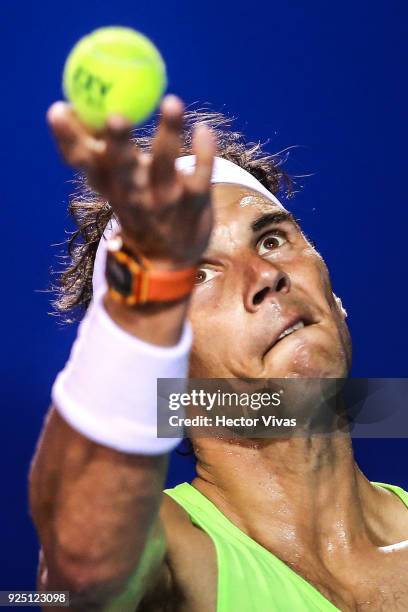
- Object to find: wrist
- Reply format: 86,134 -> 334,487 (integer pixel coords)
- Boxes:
120,232 -> 200,270
106,233 -> 197,307
104,291 -> 190,347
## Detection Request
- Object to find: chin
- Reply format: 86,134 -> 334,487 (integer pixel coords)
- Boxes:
263,326 -> 349,379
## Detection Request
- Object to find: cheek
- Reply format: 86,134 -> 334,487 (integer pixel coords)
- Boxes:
189,278 -> 243,331
188,288 -> 235,375
294,248 -> 335,308
303,255 -> 351,345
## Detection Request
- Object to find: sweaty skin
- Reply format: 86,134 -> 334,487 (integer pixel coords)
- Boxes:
30,106 -> 408,610
137,185 -> 408,611
189,185 -> 350,379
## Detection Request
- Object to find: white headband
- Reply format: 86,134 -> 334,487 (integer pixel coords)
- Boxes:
92,156 -> 284,295
176,155 -> 283,207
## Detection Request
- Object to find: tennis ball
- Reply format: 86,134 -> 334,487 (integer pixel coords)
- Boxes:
63,26 -> 167,130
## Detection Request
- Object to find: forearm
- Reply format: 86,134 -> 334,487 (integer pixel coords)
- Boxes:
30,408 -> 167,603
30,296 -> 190,606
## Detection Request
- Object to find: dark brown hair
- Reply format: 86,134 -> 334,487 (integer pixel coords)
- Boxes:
52,108 -> 295,321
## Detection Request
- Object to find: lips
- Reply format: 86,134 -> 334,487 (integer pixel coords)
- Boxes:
264,315 -> 312,356
276,320 -> 305,341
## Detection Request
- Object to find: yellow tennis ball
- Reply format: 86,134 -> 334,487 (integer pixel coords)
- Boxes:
63,26 -> 167,130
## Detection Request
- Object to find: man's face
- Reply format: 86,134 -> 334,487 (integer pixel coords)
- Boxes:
188,184 -> 351,379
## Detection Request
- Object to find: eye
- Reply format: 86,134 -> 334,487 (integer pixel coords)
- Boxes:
195,267 -> 219,285
257,232 -> 287,256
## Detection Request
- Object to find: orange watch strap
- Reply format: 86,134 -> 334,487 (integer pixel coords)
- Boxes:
107,247 -> 197,305
142,267 -> 197,302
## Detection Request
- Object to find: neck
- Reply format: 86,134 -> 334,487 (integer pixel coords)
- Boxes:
192,432 -> 381,564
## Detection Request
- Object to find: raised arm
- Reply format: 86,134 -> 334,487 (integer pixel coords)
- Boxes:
29,96 -> 215,610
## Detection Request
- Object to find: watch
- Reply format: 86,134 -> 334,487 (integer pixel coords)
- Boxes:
105,234 -> 197,305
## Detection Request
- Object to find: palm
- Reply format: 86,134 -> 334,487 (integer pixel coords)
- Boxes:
47,95 -> 215,266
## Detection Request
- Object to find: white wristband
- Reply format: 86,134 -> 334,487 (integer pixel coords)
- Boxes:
52,290 -> 192,454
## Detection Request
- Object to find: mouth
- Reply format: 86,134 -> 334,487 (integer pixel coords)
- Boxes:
264,316 -> 313,357
276,320 -> 305,341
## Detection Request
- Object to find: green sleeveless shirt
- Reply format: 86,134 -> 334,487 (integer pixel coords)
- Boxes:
164,482 -> 408,612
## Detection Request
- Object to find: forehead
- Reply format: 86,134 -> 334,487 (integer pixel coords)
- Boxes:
205,183 -> 290,254
211,183 -> 285,234
212,183 -> 279,216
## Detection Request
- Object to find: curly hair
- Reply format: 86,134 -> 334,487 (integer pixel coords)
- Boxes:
52,108 -> 295,321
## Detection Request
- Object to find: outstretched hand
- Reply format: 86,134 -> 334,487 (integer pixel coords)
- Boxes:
47,95 -> 216,267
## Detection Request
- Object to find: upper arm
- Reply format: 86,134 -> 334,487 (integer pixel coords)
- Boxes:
38,515 -> 170,612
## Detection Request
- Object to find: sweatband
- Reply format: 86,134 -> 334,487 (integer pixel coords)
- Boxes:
52,289 -> 192,454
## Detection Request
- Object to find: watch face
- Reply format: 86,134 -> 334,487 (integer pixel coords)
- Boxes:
106,252 -> 133,296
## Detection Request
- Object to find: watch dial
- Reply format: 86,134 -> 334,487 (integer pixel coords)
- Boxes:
106,254 -> 133,296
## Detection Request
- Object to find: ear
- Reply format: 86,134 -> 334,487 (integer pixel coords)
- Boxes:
333,293 -> 348,319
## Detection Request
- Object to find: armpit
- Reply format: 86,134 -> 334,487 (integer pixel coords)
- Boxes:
137,557 -> 185,612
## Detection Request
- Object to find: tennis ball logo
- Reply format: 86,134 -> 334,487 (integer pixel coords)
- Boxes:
63,27 -> 167,130
69,65 -> 113,113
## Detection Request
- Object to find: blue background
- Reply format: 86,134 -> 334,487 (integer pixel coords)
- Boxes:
1,0 -> 406,595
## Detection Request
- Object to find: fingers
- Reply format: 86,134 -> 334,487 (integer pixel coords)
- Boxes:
149,95 -> 184,193
188,123 -> 216,193
104,114 -> 134,161
103,115 -> 140,191
46,102 -> 102,169
48,103 -> 144,203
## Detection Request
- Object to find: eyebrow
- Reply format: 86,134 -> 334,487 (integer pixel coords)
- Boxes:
250,211 -> 298,233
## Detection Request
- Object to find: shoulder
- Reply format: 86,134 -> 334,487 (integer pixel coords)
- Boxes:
161,493 -> 217,582
370,482 -> 408,543
138,493 -> 217,612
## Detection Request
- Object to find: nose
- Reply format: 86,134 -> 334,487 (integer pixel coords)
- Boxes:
243,258 -> 290,313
